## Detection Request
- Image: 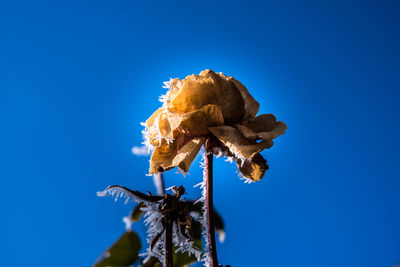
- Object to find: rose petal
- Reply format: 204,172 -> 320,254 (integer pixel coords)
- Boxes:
149,137 -> 205,174
208,126 -> 273,160
145,108 -> 162,127
145,110 -> 173,146
237,154 -> 269,181
167,72 -> 219,114
205,70 -> 245,124
227,76 -> 260,121
179,104 -> 224,136
166,70 -> 245,125
149,140 -> 176,174
237,114 -> 287,140
172,137 -> 206,172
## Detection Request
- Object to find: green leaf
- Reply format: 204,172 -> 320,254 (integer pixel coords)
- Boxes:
142,257 -> 162,267
142,242 -> 202,267
173,245 -> 201,267
93,230 -> 141,267
185,200 -> 225,242
130,202 -> 145,222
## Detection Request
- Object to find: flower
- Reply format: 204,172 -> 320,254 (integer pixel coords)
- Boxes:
143,69 -> 286,181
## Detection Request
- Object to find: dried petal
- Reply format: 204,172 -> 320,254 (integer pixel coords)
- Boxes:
166,70 -> 245,125
179,104 -> 224,136
145,109 -> 173,146
237,154 -> 269,181
208,126 -> 273,160
237,114 -> 287,140
167,72 -> 219,114
149,137 -> 205,174
143,70 -> 286,178
203,70 -> 245,125
172,137 -> 206,172
227,75 -> 260,121
149,141 -> 177,173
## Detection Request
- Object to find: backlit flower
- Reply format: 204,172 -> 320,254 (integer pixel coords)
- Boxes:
143,69 -> 286,181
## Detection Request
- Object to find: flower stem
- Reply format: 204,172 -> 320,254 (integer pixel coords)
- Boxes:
205,138 -> 219,267
164,216 -> 173,267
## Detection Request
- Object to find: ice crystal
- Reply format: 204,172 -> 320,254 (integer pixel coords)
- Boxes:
96,185 -> 157,206
238,170 -> 255,184
140,203 -> 165,263
172,222 -> 201,260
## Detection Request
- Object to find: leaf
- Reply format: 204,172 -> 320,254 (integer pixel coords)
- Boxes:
173,242 -> 202,267
185,201 -> 226,243
97,185 -> 164,204
93,230 -> 141,267
130,202 -> 145,222
142,257 -> 162,267
190,220 -> 203,241
142,243 -> 202,267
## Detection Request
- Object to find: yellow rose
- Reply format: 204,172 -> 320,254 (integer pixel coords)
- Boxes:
143,69 -> 286,181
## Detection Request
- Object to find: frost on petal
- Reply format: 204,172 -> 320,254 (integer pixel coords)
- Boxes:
236,114 -> 287,141
144,109 -> 175,146
237,153 -> 269,181
208,126 -> 273,160
149,137 -> 206,174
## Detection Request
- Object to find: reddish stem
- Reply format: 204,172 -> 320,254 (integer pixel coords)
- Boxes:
205,138 -> 219,267
164,217 -> 173,267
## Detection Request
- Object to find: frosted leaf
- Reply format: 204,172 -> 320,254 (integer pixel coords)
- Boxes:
141,204 -> 165,263
96,185 -> 162,206
172,222 -> 201,261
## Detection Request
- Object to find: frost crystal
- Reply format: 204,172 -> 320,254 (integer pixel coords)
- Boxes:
96,185 -> 157,206
140,122 -> 155,153
98,185 -> 201,263
140,199 -> 201,263
238,170 -> 255,184
140,203 -> 165,263
173,223 -> 201,260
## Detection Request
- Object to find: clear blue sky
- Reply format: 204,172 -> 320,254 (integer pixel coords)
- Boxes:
1,0 -> 399,266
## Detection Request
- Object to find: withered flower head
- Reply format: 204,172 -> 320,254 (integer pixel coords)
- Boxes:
143,69 -> 286,181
